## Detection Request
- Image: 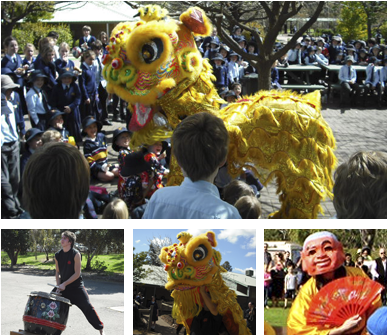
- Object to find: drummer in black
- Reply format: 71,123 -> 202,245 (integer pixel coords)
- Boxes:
54,231 -> 104,335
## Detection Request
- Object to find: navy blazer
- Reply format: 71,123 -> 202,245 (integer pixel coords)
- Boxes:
11,91 -> 26,135
33,57 -> 57,93
78,36 -> 97,50
54,59 -> 75,71
79,63 -> 97,100
213,65 -> 229,87
49,82 -> 81,113
1,54 -> 24,86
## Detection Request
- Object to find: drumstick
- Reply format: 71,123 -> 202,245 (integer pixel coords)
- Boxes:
47,283 -> 59,288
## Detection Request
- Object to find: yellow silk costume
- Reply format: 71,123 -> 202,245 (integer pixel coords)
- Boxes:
287,267 -> 382,335
265,321 -> 276,335
103,5 -> 337,218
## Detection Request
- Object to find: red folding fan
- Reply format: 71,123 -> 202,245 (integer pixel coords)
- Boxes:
306,276 -> 384,327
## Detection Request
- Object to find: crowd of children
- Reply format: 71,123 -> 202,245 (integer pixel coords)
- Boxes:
2,24 -> 387,219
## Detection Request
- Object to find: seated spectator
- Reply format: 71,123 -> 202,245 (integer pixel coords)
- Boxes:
223,180 -> 256,206
225,90 -> 237,104
55,42 -> 75,71
143,112 -> 241,219
367,38 -> 377,54
41,129 -> 62,144
47,110 -> 74,145
20,128 -> 43,184
82,116 -> 119,182
194,36 -> 204,56
338,56 -> 360,107
22,43 -> 36,69
328,36 -> 343,64
271,61 -> 282,89
370,45 -> 383,63
358,48 -> 369,65
231,82 -> 242,99
346,45 -> 358,64
1,36 -> 25,87
204,38 -> 220,64
230,25 -> 243,42
315,47 -> 329,66
363,57 -> 381,106
102,198 -> 129,219
227,52 -> 241,85
234,195 -> 262,219
79,25 -> 97,51
286,42 -> 302,65
333,151 -> 387,219
22,142 -> 90,219
379,58 -> 387,107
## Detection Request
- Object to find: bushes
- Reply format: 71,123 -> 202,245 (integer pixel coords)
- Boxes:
11,22 -> 73,53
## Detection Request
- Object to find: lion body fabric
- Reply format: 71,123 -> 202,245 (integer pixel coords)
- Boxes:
103,5 -> 337,218
159,231 -> 251,335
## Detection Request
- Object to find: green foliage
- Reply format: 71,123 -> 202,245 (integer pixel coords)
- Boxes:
134,247 -> 150,282
221,261 -> 233,272
337,2 -> 368,41
314,28 -> 335,37
90,258 -> 108,273
264,304 -> 289,327
1,254 -> 10,265
1,230 -> 31,267
12,22 -> 73,52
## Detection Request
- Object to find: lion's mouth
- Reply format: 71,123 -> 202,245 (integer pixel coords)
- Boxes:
174,285 -> 196,291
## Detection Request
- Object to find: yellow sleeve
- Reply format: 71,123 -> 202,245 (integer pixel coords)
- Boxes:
264,321 -> 276,335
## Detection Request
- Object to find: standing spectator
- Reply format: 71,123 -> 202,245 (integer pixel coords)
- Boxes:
22,43 -> 36,69
264,243 -> 272,268
33,44 -> 57,96
227,52 -> 240,85
371,248 -> 387,306
271,61 -> 282,89
211,54 -> 228,91
1,36 -> 25,87
202,27 -> 220,50
284,263 -> 297,309
375,30 -> 383,45
230,25 -> 243,42
344,253 -> 355,267
25,70 -> 51,131
1,76 -> 23,218
204,38 -> 220,63
78,26 -> 96,51
79,50 -> 101,121
99,32 -> 109,54
244,302 -> 256,335
270,261 -> 285,307
20,128 -> 43,178
91,40 -> 110,125
149,296 -> 159,331
47,31 -> 60,60
49,69 -> 82,144
55,42 -> 75,71
264,265 -> 272,309
338,56 -> 360,107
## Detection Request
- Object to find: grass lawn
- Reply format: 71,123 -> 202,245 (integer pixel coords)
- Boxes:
1,251 -> 124,274
264,300 -> 290,327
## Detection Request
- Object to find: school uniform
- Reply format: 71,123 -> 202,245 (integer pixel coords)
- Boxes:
49,82 -> 82,143
271,67 -> 281,89
48,126 -> 70,142
25,86 -> 51,131
93,56 -> 109,123
20,148 -> 33,181
78,35 -> 97,50
33,57 -> 57,96
328,44 -> 344,64
227,60 -> 240,84
54,58 -> 75,71
22,57 -> 36,68
287,48 -> 301,65
379,65 -> 387,105
9,91 -> 26,137
304,54 -> 320,84
79,62 -> 101,121
83,132 -> 109,179
363,63 -> 381,105
338,64 -> 360,106
213,65 -> 229,89
1,54 -> 24,87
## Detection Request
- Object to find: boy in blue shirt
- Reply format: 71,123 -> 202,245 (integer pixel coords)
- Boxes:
143,112 -> 241,219
339,56 -> 360,107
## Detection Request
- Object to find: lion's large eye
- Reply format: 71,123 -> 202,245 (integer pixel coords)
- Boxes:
140,38 -> 163,64
193,244 -> 207,261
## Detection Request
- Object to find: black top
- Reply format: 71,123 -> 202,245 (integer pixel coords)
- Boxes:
190,309 -> 223,335
55,248 -> 83,288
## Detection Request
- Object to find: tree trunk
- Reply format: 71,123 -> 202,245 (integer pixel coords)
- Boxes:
255,60 -> 273,91
1,24 -> 14,42
360,229 -> 376,249
7,251 -> 18,269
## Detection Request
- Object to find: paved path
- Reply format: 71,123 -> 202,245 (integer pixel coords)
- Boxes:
1,270 -> 124,335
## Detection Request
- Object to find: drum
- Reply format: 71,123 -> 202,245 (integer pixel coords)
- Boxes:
23,291 -> 72,335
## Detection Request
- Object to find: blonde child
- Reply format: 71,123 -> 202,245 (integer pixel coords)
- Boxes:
284,264 -> 297,309
102,199 -> 129,219
22,43 -> 36,68
55,42 -> 75,71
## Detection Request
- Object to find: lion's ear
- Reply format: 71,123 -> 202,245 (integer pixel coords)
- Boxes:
180,7 -> 212,36
206,231 -> 217,247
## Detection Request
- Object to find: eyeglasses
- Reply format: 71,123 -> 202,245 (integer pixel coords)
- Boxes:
380,252 -> 386,255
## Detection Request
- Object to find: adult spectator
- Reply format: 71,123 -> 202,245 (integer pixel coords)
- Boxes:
22,142 -> 90,219
244,302 -> 256,334
270,258 -> 285,307
333,151 -> 387,219
264,243 -> 272,268
1,76 -> 23,218
371,248 -> 387,306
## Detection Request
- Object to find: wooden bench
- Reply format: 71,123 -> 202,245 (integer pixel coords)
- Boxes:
328,83 -> 365,101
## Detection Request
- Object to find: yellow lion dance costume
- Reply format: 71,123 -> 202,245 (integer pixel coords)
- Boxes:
159,231 -> 251,335
103,5 -> 337,218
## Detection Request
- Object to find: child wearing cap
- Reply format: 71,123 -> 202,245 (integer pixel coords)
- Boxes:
225,90 -> 237,104
204,38 -> 220,64
49,68 -> 82,144
82,116 -> 119,182
20,128 -> 43,179
339,56 -> 361,107
227,52 -> 241,85
25,70 -> 51,131
47,110 -> 76,146
211,53 -> 229,90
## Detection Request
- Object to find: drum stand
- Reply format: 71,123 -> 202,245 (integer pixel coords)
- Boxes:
10,330 -> 35,335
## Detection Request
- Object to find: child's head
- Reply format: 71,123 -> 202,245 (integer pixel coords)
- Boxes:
29,70 -> 48,89
3,36 -> 18,55
82,25 -> 92,36
49,111 -> 65,130
23,142 -> 90,219
1,74 -> 20,99
225,90 -> 237,103
91,40 -> 103,56
102,198 -> 129,219
57,69 -> 76,86
229,52 -> 239,63
231,83 -> 242,96
223,180 -> 255,205
148,141 -> 165,156
38,37 -> 54,54
42,129 -> 62,144
220,46 -> 229,58
112,127 -> 133,152
82,116 -> 102,138
59,42 -> 70,59
47,31 -> 59,44
25,128 -> 44,151
172,112 -> 229,181
81,49 -> 96,65
41,44 -> 55,63
24,43 -> 35,58
234,195 -> 262,219
100,31 -> 108,43
333,151 -> 387,219
287,264 -> 294,273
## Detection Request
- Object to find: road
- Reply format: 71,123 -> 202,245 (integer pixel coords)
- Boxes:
1,270 -> 124,335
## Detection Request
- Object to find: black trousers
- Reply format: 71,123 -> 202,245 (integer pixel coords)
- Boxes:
61,286 -> 104,330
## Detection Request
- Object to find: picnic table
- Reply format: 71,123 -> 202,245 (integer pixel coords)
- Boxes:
277,64 -> 322,85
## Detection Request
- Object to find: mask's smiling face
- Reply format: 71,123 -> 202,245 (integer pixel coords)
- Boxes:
159,231 -> 222,291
